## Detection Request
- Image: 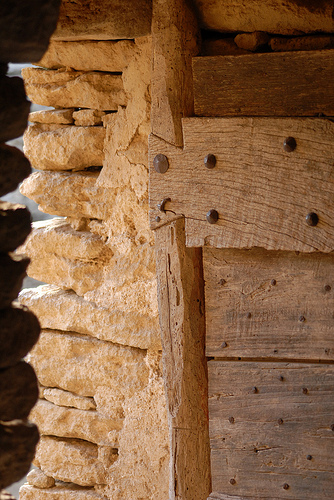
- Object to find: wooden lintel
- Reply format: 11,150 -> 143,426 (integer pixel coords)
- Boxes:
155,219 -> 211,500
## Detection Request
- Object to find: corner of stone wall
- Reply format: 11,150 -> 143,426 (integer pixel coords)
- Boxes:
18,35 -> 169,500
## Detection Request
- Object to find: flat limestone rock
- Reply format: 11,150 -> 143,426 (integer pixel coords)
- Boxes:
20,171 -> 108,219
0,144 -> 31,197
41,387 -> 96,411
22,67 -> 127,111
20,484 -> 104,500
0,303 -> 40,369
29,109 -> 74,125
52,0 -> 151,40
0,421 -> 39,490
28,330 -> 148,399
31,399 -> 121,446
0,361 -> 38,421
27,468 -> 55,489
35,40 -> 136,72
19,285 -> 160,350
34,437 -> 110,486
23,124 -> 105,171
73,109 -> 106,127
194,0 -> 334,35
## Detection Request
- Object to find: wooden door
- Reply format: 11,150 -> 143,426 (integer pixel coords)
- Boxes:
150,1 -> 334,499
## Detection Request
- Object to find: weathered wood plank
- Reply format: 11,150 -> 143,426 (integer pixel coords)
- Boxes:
193,50 -> 334,117
193,0 -> 334,35
151,0 -> 200,146
149,117 -> 334,252
208,361 -> 334,499
204,247 -> 334,361
155,219 -> 211,499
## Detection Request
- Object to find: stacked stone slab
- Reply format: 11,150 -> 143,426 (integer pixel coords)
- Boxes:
19,36 -> 169,500
0,0 -> 61,495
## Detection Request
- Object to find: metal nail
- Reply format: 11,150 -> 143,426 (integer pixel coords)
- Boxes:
324,284 -> 331,292
230,479 -> 236,485
157,197 -> 171,213
221,342 -> 228,348
251,387 -> 258,394
305,212 -> 319,227
279,375 -> 284,382
278,418 -> 284,425
271,279 -> 277,286
153,153 -> 169,173
299,315 -> 306,323
306,455 -> 312,461
302,387 -> 308,394
229,416 -> 235,424
283,483 -> 290,490
155,216 -> 161,223
206,209 -> 219,224
204,154 -> 217,169
283,137 -> 296,152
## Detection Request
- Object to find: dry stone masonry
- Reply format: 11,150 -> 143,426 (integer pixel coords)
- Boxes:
18,35 -> 169,500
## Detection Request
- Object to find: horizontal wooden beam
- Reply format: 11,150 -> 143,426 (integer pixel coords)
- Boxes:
149,117 -> 334,252
193,50 -> 334,117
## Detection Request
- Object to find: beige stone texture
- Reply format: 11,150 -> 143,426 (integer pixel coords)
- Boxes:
19,219 -> 112,296
194,0 -> 334,34
34,437 -> 112,486
234,31 -> 270,51
97,352 -> 169,500
23,123 -> 104,171
22,67 -> 127,111
19,285 -> 159,350
28,330 -> 148,399
202,37 -> 248,56
20,484 -> 104,500
41,387 -> 96,411
270,34 -> 334,51
52,0 -> 152,40
27,469 -> 55,489
20,171 -> 108,219
31,400 -> 121,446
73,109 -> 106,127
29,109 -> 74,125
35,40 -> 137,72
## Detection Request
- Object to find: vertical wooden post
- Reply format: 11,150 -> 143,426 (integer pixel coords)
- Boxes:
151,1 -> 211,498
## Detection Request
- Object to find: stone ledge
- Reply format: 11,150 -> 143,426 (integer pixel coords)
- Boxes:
20,484 -> 104,500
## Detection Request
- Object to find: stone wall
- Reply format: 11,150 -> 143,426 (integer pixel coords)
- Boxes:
18,36 -> 169,500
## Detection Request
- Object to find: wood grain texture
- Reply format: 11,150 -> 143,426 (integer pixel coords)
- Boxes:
204,247 -> 334,361
208,361 -> 334,499
155,219 -> 211,500
149,117 -> 334,252
151,0 -> 200,146
193,50 -> 334,117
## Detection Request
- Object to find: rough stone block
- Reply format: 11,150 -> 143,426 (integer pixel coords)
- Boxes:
28,330 -> 148,399
20,219 -> 112,296
19,285 -> 159,350
29,109 -> 74,125
0,0 -> 60,62
234,31 -> 270,51
30,399 -> 121,446
35,40 -> 136,72
22,68 -> 126,111
23,123 -> 105,171
20,171 -> 108,219
52,0 -> 151,40
34,437 -> 112,486
0,303 -> 40,368
41,387 -> 96,411
27,469 -> 55,489
73,109 -> 106,127
0,201 -> 31,252
0,361 -> 38,421
0,76 -> 30,142
0,253 -> 29,309
0,144 -> 31,197
0,421 -> 39,490
20,484 -> 104,500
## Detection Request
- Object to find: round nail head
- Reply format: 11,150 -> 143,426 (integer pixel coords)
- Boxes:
283,483 -> 290,490
204,154 -> 217,169
306,212 -> 319,227
206,209 -> 219,224
307,455 -> 312,461
153,154 -> 169,173
283,137 -> 296,152
155,216 -> 161,223
230,479 -> 236,485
